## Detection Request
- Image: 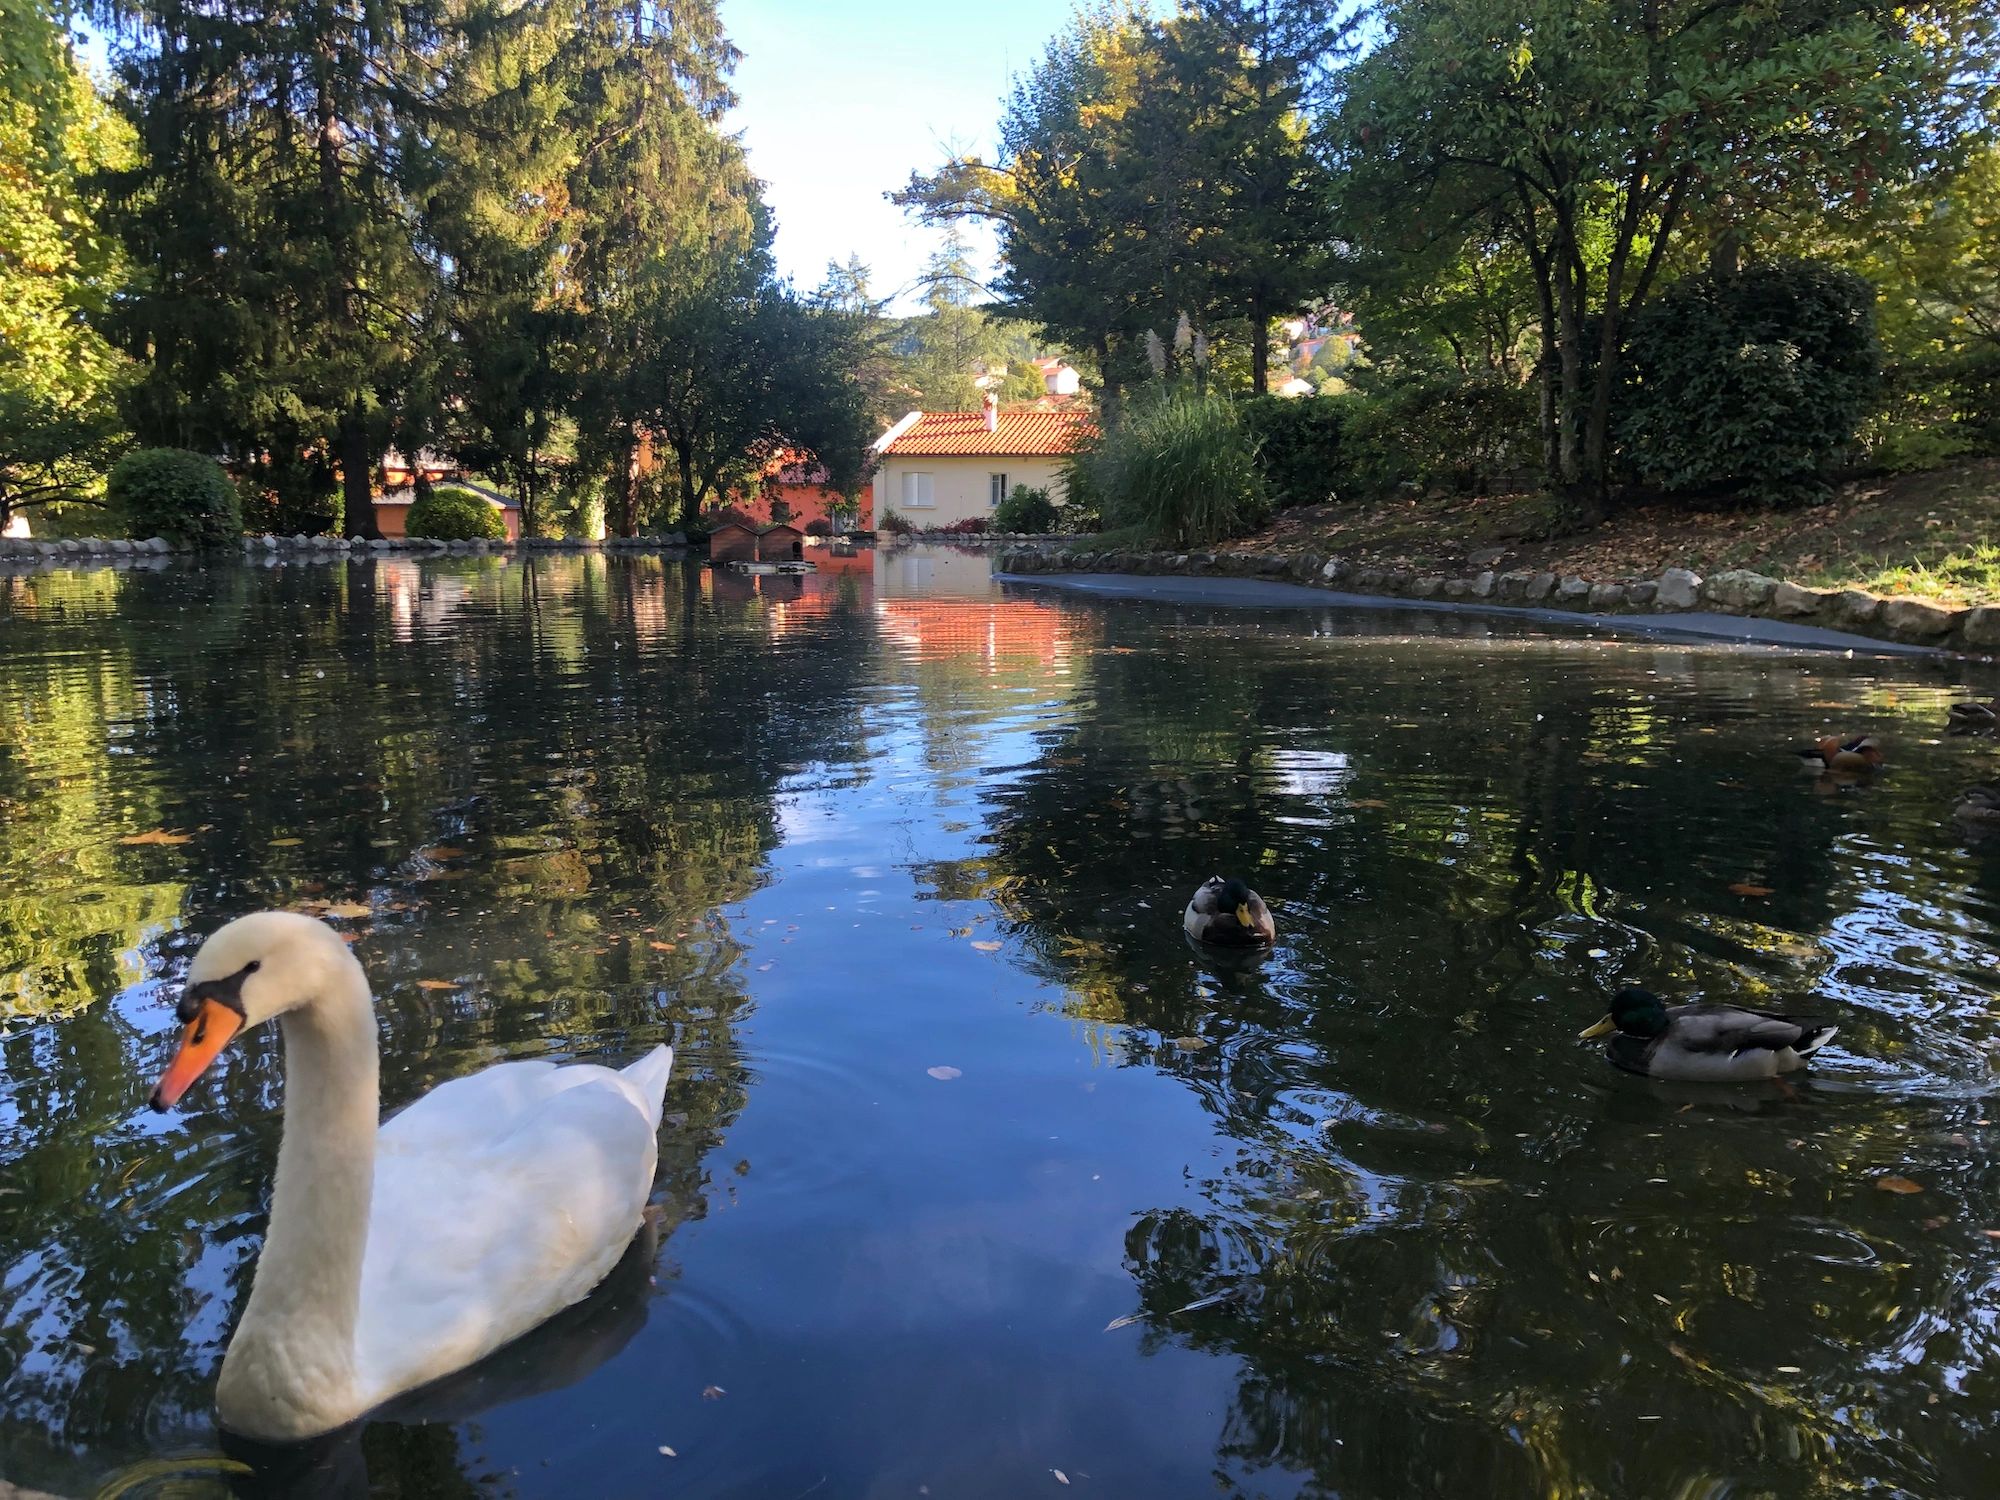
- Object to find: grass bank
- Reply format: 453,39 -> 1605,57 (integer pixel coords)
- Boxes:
1218,457 -> 2000,607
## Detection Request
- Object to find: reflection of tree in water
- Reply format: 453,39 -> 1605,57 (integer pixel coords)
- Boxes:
0,556 -> 877,1494
973,610 -> 2000,1497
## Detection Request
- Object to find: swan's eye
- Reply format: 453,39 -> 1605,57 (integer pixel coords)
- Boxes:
244,961 -> 261,974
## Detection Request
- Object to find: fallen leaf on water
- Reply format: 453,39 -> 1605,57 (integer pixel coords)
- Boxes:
756,961 -> 774,971
1728,882 -> 1774,898
657,1446 -> 677,1458
971,940 -> 1002,952
927,1065 -> 962,1081
268,837 -> 304,847
700,1385 -> 725,1400
1348,799 -> 1390,810
1172,1036 -> 1209,1052
416,980 -> 458,991
649,941 -> 676,952
422,846 -> 468,860
1051,1471 -> 1070,1486
120,830 -> 191,846
1103,1312 -> 1143,1332
317,901 -> 374,919
1876,1175 -> 1924,1195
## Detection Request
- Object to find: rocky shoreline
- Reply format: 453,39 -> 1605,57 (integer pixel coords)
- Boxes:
993,544 -> 2000,655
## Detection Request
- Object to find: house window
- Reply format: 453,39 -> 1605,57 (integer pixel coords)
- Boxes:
902,471 -> 935,509
989,473 -> 1009,507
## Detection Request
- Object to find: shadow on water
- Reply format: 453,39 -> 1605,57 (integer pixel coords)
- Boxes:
3,549 -> 1999,1496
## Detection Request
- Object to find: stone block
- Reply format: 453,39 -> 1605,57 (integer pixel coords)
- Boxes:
1655,568 -> 1702,610
1588,582 -> 1627,611
1768,581 -> 1825,618
1701,569 -> 1778,613
1469,570 -> 1497,598
1962,606 -> 2000,650
1880,596 -> 1958,641
1555,576 -> 1592,605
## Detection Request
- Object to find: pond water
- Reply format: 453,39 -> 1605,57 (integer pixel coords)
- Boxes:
4,544 -> 2000,1499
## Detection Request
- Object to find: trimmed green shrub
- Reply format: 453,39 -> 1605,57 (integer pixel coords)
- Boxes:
1242,395 -> 1346,507
992,484 -> 1060,533
1618,260 -> 1881,503
1343,375 -> 1538,496
107,447 -> 241,549
1089,383 -> 1268,547
878,508 -> 912,536
405,485 -> 506,541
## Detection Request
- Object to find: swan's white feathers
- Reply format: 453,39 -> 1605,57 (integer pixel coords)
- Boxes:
354,1047 -> 671,1404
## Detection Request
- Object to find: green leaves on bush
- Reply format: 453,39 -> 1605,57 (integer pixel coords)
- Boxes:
1343,376 -> 1538,496
405,485 -> 507,541
1618,260 -> 1881,503
992,484 -> 1060,533
1241,396 -> 1346,508
1089,383 -> 1268,548
106,447 -> 240,549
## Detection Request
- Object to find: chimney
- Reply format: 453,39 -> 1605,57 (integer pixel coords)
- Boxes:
983,392 -> 999,433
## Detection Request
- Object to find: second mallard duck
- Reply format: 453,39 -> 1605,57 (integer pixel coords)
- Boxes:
1953,784 -> 2000,839
1183,876 -> 1276,946
1578,986 -> 1838,1082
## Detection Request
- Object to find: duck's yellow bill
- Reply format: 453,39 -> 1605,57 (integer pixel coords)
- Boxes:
1236,904 -> 1253,928
1577,1016 -> 1617,1040
150,998 -> 243,1111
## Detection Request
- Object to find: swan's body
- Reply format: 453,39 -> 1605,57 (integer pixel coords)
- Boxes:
151,912 -> 672,1443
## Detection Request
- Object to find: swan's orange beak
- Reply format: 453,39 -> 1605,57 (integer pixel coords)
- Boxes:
150,998 -> 243,1111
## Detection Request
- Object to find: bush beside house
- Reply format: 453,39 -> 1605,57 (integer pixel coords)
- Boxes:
107,448 -> 240,549
404,486 -> 506,541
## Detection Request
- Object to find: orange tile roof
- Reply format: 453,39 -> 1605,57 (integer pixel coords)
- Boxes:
883,410 -> 1092,458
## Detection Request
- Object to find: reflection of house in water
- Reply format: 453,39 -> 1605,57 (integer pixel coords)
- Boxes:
380,559 -> 507,641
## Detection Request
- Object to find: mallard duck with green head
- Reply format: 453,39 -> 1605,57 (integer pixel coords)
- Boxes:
1947,698 -> 1998,734
1578,986 -> 1838,1082
1183,876 -> 1276,946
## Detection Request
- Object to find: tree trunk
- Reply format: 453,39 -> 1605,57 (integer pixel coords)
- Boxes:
1249,287 -> 1269,397
339,408 -> 379,539
614,429 -> 641,537
676,444 -> 697,531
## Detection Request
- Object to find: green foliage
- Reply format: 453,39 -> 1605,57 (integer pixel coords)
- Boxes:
0,1 -> 134,528
899,1 -> 1345,401
1089,382 -> 1268,546
106,448 -> 240,548
1242,396 -> 1347,507
1342,376 -> 1539,496
404,486 -> 507,541
1618,262 -> 1881,502
993,484 -> 1060,533
878,508 -> 912,536
1326,0 -> 1981,497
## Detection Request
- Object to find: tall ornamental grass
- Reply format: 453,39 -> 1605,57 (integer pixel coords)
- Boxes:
1091,383 -> 1268,548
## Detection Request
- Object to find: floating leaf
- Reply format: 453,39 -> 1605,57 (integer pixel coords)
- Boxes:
700,1385 -> 725,1400
1103,1312 -> 1143,1332
971,940 -> 1002,952
120,830 -> 191,846
268,837 -> 304,848
649,941 -> 676,952
416,979 -> 458,992
1728,882 -> 1774,898
1051,1471 -> 1070,1486
657,1446 -> 677,1458
926,1065 -> 962,1081
1172,1036 -> 1209,1052
1348,799 -> 1389,810
1875,1175 -> 1925,1195
421,846 -> 468,860
317,901 -> 373,919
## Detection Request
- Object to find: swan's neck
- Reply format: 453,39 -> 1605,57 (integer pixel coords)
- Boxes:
217,962 -> 378,1435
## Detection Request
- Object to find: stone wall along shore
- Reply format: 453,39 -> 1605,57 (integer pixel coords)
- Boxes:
993,544 -> 2000,655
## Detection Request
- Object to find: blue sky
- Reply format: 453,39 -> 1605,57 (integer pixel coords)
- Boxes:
723,0 -> 1088,311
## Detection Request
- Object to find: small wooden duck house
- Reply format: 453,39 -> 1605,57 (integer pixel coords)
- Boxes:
756,523 -> 804,563
709,521 -> 757,563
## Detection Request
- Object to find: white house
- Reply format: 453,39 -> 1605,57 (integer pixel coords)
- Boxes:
871,399 -> 1092,529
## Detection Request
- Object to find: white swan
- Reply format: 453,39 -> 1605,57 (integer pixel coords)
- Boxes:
149,911 -> 674,1443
